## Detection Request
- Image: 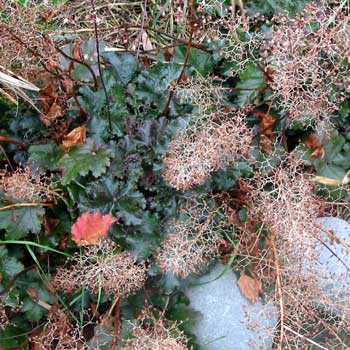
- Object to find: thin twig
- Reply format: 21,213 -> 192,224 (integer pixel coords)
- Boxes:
54,25 -> 208,52
0,136 -> 27,149
162,0 -> 195,116
314,223 -> 350,254
53,43 -> 99,88
283,325 -> 329,350
1,24 -> 61,79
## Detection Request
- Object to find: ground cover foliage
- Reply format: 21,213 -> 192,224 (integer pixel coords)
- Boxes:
1,0 -> 350,349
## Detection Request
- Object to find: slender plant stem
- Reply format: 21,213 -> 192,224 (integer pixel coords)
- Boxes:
53,43 -> 99,88
0,136 -> 27,149
90,0 -> 112,132
162,0 -> 195,116
0,240 -> 72,257
0,203 -> 54,211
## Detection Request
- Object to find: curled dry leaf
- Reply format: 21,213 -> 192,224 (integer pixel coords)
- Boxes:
237,273 -> 262,303
254,112 -> 275,138
71,212 -> 117,246
42,102 -> 63,126
254,112 -> 276,154
304,134 -> 325,160
62,125 -> 87,152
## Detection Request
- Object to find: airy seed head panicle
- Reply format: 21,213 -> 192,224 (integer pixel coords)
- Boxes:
30,308 -> 87,350
156,200 -> 223,278
246,151 -> 350,347
0,2 -> 59,81
247,152 -> 322,263
52,240 -> 147,296
0,301 -> 9,331
267,1 -> 350,132
175,75 -> 225,113
162,111 -> 253,191
122,309 -> 189,350
0,167 -> 58,203
197,10 -> 263,74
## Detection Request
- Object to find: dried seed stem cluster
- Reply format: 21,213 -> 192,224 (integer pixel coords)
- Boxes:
267,1 -> 350,132
0,301 -> 9,331
31,309 -> 87,350
0,1 -> 59,81
198,11 -> 263,74
53,241 -> 146,297
123,309 -> 189,350
175,75 -> 225,113
0,167 -> 58,203
156,200 -> 223,278
246,153 -> 350,348
163,111 -> 252,191
248,154 -> 322,261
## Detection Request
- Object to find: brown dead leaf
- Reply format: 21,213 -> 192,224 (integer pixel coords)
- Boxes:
42,102 -> 62,126
260,134 -> 273,154
265,67 -> 275,83
43,216 -> 60,235
40,82 -> 58,113
62,125 -> 86,152
164,47 -> 174,62
304,134 -> 325,160
72,43 -> 83,61
141,31 -> 153,51
304,134 -> 322,149
237,273 -> 262,303
58,233 -> 69,251
254,112 -> 275,137
62,78 -> 74,95
310,147 -> 325,160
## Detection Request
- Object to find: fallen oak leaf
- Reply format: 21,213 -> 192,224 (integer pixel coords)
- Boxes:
71,212 -> 117,246
62,125 -> 87,152
237,273 -> 262,303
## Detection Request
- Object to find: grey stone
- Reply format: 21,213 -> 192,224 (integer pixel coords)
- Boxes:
314,217 -> 350,313
185,264 -> 278,350
315,217 -> 350,279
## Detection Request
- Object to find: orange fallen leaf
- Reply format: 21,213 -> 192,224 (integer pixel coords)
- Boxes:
62,125 -> 87,152
237,273 -> 262,303
71,212 -> 117,246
